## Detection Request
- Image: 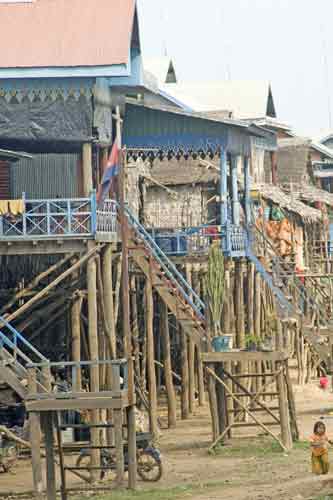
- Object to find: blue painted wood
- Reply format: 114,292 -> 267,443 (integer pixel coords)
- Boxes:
0,64 -> 129,80
244,156 -> 251,226
0,195 -> 118,241
220,149 -> 228,226
231,155 -> 240,225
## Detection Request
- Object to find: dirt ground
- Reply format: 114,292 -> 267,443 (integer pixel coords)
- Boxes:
1,371 -> 333,499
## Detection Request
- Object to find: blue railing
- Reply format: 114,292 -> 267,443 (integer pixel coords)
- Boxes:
125,207 -> 206,320
149,225 -> 223,256
0,314 -> 48,367
0,194 -> 118,241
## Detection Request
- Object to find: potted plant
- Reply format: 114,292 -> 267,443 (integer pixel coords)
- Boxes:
245,334 -> 260,351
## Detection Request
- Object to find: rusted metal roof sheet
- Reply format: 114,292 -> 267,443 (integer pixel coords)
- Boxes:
0,0 -> 135,69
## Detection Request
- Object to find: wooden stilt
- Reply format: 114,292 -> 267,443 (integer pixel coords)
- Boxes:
254,271 -> 261,339
196,344 -> 205,407
114,409 -> 124,486
71,294 -> 83,391
161,302 -> 177,428
127,405 -> 137,489
102,245 -> 116,358
247,261 -> 255,335
43,412 -> 57,500
28,368 -> 43,499
146,273 -> 158,436
277,361 -> 293,450
235,260 -> 245,348
180,326 -> 190,420
188,338 -> 195,414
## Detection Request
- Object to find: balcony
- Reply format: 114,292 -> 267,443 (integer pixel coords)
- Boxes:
149,224 -> 248,258
0,195 -> 118,252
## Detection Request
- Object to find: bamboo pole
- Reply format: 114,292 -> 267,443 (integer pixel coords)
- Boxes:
180,326 -> 190,420
0,253 -> 74,315
161,301 -> 177,428
71,293 -> 84,390
2,246 -> 102,326
146,273 -> 158,436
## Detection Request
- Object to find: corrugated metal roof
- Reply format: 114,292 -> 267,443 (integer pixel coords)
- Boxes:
0,149 -> 32,162
10,153 -> 79,199
123,101 -> 276,156
0,0 -> 135,69
160,81 -> 275,120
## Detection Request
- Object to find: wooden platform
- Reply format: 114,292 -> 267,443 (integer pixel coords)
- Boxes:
25,391 -> 134,412
201,350 -> 288,363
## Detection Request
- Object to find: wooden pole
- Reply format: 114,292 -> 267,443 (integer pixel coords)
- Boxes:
235,260 -> 245,348
130,275 -> 141,378
71,294 -> 83,390
161,301 -> 177,428
285,363 -> 299,441
102,246 -> 116,358
247,261 -> 255,335
0,253 -> 74,315
28,368 -> 43,499
146,273 -> 158,436
254,270 -> 261,339
83,141 -> 100,479
127,405 -> 137,489
180,326 -> 190,420
193,264 -> 205,407
2,246 -> 101,326
276,361 -> 293,450
185,263 -> 195,413
188,338 -> 195,414
206,367 -> 287,452
43,412 -> 57,500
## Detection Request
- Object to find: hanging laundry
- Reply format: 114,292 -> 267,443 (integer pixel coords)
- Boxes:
9,200 -> 24,216
0,200 -> 8,215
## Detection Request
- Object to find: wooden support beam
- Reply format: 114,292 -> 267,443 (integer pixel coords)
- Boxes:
114,409 -> 124,486
0,253 -> 74,315
161,302 -> 177,428
43,412 -> 57,500
72,293 -> 84,391
127,405 -> 137,489
28,368 -> 43,499
180,326 -> 189,420
2,245 -> 102,326
206,367 -> 287,452
146,273 -> 158,436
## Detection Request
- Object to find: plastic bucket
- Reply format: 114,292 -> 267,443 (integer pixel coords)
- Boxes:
212,335 -> 233,352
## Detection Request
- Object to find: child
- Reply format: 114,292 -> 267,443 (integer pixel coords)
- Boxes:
310,421 -> 332,475
320,375 -> 329,391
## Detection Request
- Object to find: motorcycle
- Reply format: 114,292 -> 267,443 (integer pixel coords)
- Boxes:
0,431 -> 18,473
76,432 -> 162,482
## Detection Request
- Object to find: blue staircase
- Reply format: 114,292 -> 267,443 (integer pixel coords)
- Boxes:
0,315 -> 48,399
125,207 -> 207,343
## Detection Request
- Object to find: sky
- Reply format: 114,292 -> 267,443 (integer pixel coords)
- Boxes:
138,0 -> 333,139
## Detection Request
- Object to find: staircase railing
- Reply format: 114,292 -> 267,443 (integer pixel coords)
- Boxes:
124,206 -> 206,321
0,315 -> 48,368
250,223 -> 331,326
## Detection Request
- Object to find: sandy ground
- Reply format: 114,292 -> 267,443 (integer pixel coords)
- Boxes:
1,373 -> 333,499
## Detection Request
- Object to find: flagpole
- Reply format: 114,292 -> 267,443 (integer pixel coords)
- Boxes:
117,105 -> 136,488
